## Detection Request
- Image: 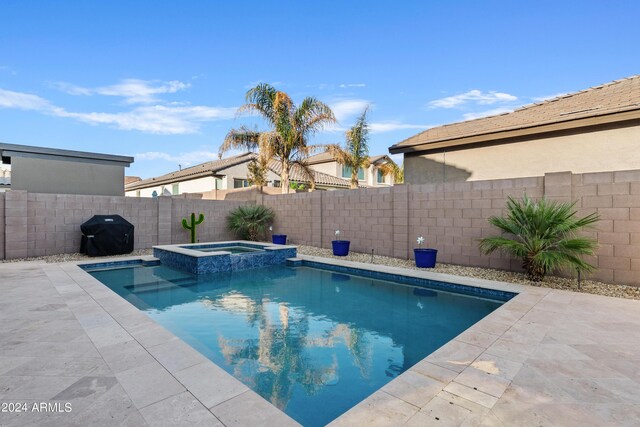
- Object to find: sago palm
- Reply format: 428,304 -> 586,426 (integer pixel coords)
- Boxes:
478,195 -> 599,282
219,84 -> 335,193
227,205 -> 275,241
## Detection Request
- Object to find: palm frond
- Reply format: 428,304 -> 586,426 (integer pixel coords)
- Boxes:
325,144 -> 353,167
219,126 -> 261,156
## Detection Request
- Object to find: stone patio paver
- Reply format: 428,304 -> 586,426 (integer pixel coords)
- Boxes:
1,256 -> 639,426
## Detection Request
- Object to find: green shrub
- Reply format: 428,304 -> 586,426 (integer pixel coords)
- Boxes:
478,195 -> 599,282
227,205 -> 275,241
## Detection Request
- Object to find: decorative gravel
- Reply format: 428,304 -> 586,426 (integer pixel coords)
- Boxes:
0,249 -> 154,264
296,245 -> 640,301
2,246 -> 638,300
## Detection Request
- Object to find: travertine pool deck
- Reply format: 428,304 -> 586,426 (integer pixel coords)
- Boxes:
1,256 -> 639,426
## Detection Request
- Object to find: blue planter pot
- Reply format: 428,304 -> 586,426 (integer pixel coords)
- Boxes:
332,240 -> 350,256
272,234 -> 287,245
414,248 -> 437,268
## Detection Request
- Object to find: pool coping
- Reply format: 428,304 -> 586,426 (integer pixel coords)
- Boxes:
152,240 -> 297,258
63,252 -> 553,426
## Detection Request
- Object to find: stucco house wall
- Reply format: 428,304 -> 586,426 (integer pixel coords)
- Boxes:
1,142 -> 132,196
11,156 -> 126,196
404,122 -> 640,185
309,159 -> 394,187
125,163 -> 282,197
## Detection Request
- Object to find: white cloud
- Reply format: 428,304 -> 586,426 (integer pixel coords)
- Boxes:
338,83 -> 366,88
50,104 -> 236,134
329,99 -> 370,122
0,86 -> 236,134
368,121 -> 432,133
135,150 -> 220,166
462,107 -> 515,121
428,90 -> 517,109
532,92 -> 568,102
0,88 -> 51,110
52,79 -> 191,104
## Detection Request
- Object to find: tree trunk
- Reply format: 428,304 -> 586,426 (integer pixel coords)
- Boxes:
281,161 -> 290,194
350,170 -> 358,189
523,257 -> 545,282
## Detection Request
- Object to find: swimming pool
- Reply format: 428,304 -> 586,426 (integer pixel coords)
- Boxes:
86,262 -> 510,427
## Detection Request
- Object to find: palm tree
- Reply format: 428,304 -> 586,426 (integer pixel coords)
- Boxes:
390,162 -> 404,184
219,84 -> 335,193
478,195 -> 599,282
326,108 -> 371,189
227,205 -> 275,241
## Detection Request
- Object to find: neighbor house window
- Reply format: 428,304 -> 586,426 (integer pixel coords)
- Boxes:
234,178 -> 250,188
377,169 -> 386,183
341,165 -> 365,180
172,183 -> 179,195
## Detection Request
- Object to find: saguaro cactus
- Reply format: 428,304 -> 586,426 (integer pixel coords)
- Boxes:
182,212 -> 204,243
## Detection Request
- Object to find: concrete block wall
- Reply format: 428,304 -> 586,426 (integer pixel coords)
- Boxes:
261,171 -> 639,286
0,193 -> 6,260
408,177 -> 544,271
1,192 -> 249,259
24,193 -> 159,257
171,198 -> 247,244
324,187 -> 394,256
572,170 -> 640,284
2,168 -> 639,286
263,192 -> 321,247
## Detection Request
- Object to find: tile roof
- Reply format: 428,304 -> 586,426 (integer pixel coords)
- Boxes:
307,151 -> 392,165
390,75 -> 640,153
124,176 -> 141,185
267,160 -> 361,188
125,152 -> 358,190
306,151 -> 335,164
125,152 -> 256,190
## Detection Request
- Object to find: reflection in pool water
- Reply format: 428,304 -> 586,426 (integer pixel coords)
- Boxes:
89,264 -> 503,427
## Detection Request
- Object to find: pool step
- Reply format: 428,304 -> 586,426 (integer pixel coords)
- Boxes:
124,276 -> 199,294
286,257 -> 303,267
142,257 -> 161,267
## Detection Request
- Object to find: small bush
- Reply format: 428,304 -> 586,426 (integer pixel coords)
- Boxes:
227,205 -> 275,241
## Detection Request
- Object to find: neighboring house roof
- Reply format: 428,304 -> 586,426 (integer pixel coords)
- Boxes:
125,152 -> 358,191
0,142 -> 134,166
390,75 -> 640,154
267,160 -> 361,188
306,151 -> 335,165
125,176 -> 141,185
306,151 -> 393,166
125,152 -> 256,190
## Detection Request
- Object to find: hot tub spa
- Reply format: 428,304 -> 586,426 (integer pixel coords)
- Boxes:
153,241 -> 297,275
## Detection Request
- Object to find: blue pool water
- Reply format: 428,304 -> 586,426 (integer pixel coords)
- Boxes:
88,263 -> 505,426
194,246 -> 263,254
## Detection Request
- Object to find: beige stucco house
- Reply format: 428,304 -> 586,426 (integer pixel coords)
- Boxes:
0,142 -> 133,196
390,75 -> 640,184
305,152 -> 396,187
125,152 -> 356,198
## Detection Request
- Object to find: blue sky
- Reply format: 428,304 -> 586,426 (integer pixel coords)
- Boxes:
1,1 -> 639,178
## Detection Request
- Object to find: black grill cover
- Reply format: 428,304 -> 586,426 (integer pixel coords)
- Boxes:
80,215 -> 134,257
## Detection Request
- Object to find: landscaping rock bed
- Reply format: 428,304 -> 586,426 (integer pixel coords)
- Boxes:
296,245 -> 640,301
2,246 -> 638,300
